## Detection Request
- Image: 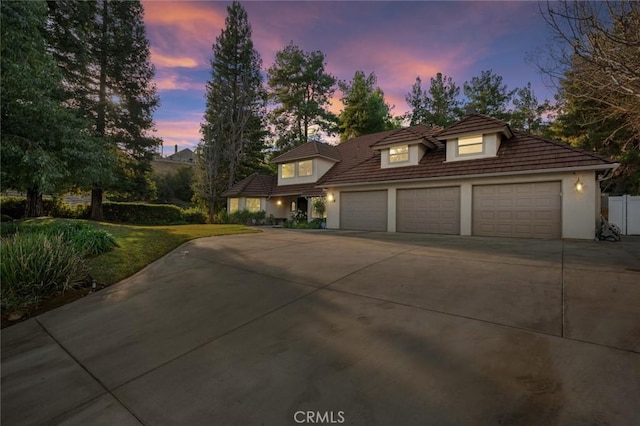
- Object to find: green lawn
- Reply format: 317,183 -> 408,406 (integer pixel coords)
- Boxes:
89,222 -> 260,285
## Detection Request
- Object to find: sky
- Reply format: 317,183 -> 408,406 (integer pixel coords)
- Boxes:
142,1 -> 557,155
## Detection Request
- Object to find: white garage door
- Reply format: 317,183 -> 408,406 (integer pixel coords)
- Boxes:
473,182 -> 561,239
397,187 -> 461,234
340,191 -> 387,231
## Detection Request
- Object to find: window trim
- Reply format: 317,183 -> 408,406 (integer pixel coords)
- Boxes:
389,145 -> 409,163
456,135 -> 484,156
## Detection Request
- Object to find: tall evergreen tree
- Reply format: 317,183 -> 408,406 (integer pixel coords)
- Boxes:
195,1 -> 266,221
47,0 -> 159,220
1,0 -> 99,217
405,73 -> 461,127
338,71 -> 394,141
463,70 -> 514,120
510,82 -> 550,134
267,43 -> 337,153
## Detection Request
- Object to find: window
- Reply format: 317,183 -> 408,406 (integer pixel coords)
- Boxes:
390,145 -> 409,163
281,163 -> 295,178
457,135 -> 483,155
229,198 -> 239,213
246,198 -> 261,212
298,160 -> 313,176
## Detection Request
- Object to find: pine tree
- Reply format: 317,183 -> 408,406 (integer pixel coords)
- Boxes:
338,71 -> 394,141
47,0 -> 159,220
463,70 -> 514,121
405,77 -> 429,126
405,73 -> 461,127
1,0 -> 98,217
195,1 -> 266,221
267,43 -> 337,153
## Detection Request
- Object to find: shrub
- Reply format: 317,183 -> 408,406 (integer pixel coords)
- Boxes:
227,209 -> 266,225
50,201 -> 90,219
102,201 -> 184,225
0,197 -> 26,219
1,233 -> 89,312
182,207 -> 207,224
18,221 -> 118,257
1,214 -> 13,222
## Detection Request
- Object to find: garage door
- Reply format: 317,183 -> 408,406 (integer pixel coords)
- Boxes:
473,182 -> 561,239
340,191 -> 387,231
397,187 -> 461,234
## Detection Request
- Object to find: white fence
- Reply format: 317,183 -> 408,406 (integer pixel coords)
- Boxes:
609,195 -> 640,235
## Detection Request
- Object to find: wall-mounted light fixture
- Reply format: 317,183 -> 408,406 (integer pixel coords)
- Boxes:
276,200 -> 282,206
575,177 -> 584,193
327,193 -> 335,203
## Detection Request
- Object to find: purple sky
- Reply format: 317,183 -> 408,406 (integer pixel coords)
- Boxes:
142,1 -> 555,154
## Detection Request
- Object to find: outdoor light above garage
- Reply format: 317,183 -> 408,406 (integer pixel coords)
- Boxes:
575,177 -> 584,193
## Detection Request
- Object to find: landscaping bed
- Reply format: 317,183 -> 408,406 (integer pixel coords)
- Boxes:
1,219 -> 259,327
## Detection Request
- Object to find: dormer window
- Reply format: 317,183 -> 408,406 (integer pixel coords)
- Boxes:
298,160 -> 313,176
389,145 -> 409,163
457,135 -> 483,155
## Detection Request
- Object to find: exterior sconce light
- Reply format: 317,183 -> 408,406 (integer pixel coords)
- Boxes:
276,200 -> 282,206
327,193 -> 335,203
575,177 -> 584,193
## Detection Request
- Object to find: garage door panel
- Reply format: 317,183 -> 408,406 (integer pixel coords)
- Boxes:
340,191 -> 387,231
397,187 -> 460,235
473,182 -> 561,239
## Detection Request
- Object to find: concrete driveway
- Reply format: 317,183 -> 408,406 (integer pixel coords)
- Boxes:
2,229 -> 639,425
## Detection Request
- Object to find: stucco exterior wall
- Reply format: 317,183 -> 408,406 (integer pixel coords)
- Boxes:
324,170 -> 599,239
445,132 -> 500,162
277,158 -> 336,186
380,145 -> 425,168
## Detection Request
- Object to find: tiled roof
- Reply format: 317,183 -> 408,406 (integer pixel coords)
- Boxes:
436,113 -> 512,139
320,130 -> 617,186
272,141 -> 341,163
223,173 -> 276,197
372,124 -> 441,149
271,183 -> 324,197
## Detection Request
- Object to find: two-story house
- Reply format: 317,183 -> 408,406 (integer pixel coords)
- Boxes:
223,113 -> 618,239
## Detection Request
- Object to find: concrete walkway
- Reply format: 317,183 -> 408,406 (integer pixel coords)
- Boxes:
2,230 -> 639,425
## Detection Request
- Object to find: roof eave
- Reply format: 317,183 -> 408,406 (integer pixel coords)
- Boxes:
317,163 -> 620,188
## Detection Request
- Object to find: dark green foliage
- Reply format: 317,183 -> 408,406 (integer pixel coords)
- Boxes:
338,71 -> 395,141
405,73 -> 462,127
182,207 -> 208,224
196,1 -> 266,222
225,209 -> 266,225
1,197 -> 90,220
47,0 -> 160,219
101,202 -> 184,225
13,220 -> 118,257
1,214 -> 13,223
1,232 -> 89,312
0,1 -> 101,217
267,43 -> 337,153
463,70 -> 515,121
510,83 -> 551,134
154,166 -> 194,204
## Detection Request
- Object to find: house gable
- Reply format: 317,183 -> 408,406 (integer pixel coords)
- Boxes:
272,141 -> 340,186
436,114 -> 513,162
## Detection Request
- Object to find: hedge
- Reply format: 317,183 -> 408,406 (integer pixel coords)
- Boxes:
0,197 -> 207,225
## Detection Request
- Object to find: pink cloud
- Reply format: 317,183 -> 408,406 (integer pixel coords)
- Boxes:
143,1 -> 225,69
155,119 -> 202,149
150,47 -> 198,69
155,70 -> 203,91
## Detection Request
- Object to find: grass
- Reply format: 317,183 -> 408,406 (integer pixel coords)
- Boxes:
88,222 -> 260,285
0,219 -> 259,326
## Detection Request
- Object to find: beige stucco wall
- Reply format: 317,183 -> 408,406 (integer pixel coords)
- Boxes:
325,170 -> 599,239
444,133 -> 501,162
380,145 -> 425,169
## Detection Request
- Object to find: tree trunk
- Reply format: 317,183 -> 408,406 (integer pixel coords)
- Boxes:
25,188 -> 44,218
90,187 -> 104,221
